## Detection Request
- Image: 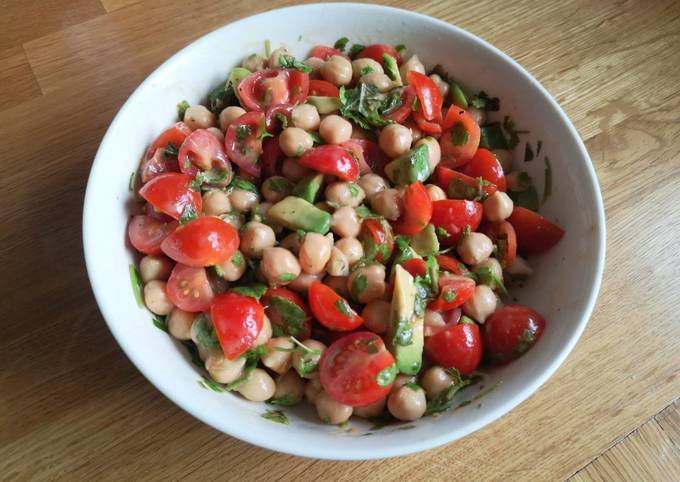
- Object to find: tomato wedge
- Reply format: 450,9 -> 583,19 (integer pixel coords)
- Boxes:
237,69 -> 309,111
481,220 -> 517,267
462,148 -> 507,191
260,136 -> 284,179
262,287 -> 312,339
211,292 -> 264,360
309,79 -> 340,97
297,144 -> 359,181
264,103 -> 294,134
308,282 -> 363,331
383,86 -> 416,124
359,218 -> 395,263
166,263 -> 214,312
161,216 -> 239,267
484,304 -> 545,363
436,254 -> 472,277
140,147 -> 179,184
224,111 -> 265,177
430,199 -> 483,245
309,45 -> 347,60
178,129 -> 230,178
128,214 -> 178,255
319,331 -> 397,406
507,207 -> 565,256
440,107 -> 481,168
436,166 -> 498,199
428,274 -> 476,311
138,173 -> 202,220
347,138 -> 390,175
148,122 -> 192,157
424,321 -> 482,375
340,139 -> 372,175
355,43 -> 403,65
407,71 -> 443,122
393,181 -> 432,235
413,110 -> 442,136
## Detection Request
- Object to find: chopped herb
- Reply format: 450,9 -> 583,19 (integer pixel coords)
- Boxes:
231,251 -> 243,267
368,412 -> 399,430
442,289 -> 457,302
348,182 -> 360,197
192,168 -> 231,190
152,315 -> 168,332
224,345 -> 268,391
536,140 -> 543,157
397,425 -> 416,430
474,266 -> 509,296
514,329 -> 536,356
279,54 -> 313,73
236,125 -> 251,140
269,296 -> 308,336
479,123 -> 509,150
264,39 -> 272,58
183,341 -> 203,368
129,264 -> 144,308
349,43 -> 365,57
524,142 -> 534,162
395,44 -> 407,56
277,272 -> 297,283
229,176 -> 258,193
334,37 -> 350,52
450,82 -> 468,109
382,53 -> 402,86
469,91 -> 499,111
404,382 -> 421,391
268,394 -> 300,406
338,421 -> 349,429
459,315 -> 476,325
360,66 -> 375,76
265,177 -> 292,193
128,171 -> 136,191
276,112 -> 288,129
230,283 -> 267,299
309,131 -> 323,145
502,116 -> 528,150
425,368 -> 471,415
177,100 -> 190,120
295,145 -> 304,157
543,156 -> 552,201
351,273 -> 368,300
261,409 -> 289,425
450,122 -> 469,146
376,364 -> 398,387
179,204 -> 198,225
448,179 -> 477,201
200,376 -> 224,393
508,172 -> 540,211
355,205 -> 380,218
338,83 -> 399,130
258,115 -> 273,140
335,299 -> 353,318
461,225 -> 471,238
208,81 -> 236,114
193,314 -> 220,350
435,226 -> 449,239
165,143 -> 179,157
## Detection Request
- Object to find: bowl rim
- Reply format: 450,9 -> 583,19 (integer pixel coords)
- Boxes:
83,2 -> 606,460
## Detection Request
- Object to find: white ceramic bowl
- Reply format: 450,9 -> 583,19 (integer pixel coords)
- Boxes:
83,3 -> 605,460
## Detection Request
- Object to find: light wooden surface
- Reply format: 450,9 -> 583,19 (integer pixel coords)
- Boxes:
1,0 -> 679,480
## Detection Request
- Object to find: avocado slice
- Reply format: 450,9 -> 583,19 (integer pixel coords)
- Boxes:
384,144 -> 430,185
267,196 -> 331,234
291,173 -> 324,204
306,96 -> 342,114
388,265 -> 424,375
382,53 -> 402,86
409,224 -> 440,256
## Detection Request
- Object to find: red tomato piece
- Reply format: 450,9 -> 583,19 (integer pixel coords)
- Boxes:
484,304 -> 546,363
482,220 -> 518,267
383,86 -> 416,124
298,144 -> 359,181
412,110 -> 443,136
430,199 -> 483,245
309,79 -> 340,97
319,331 -> 397,406
138,173 -> 202,220
348,138 -> 390,175
436,166 -> 498,199
237,69 -> 309,111
424,321 -> 482,375
340,139 -> 372,175
178,129 -> 230,177
407,71 -> 443,122
435,254 -> 471,277
224,111 -> 265,177
262,287 -> 312,339
507,207 -> 565,256
161,216 -> 239,267
148,122 -> 192,157
264,103 -> 294,134
393,181 -> 432,235
308,282 -> 364,331
359,218 -> 395,263
309,45 -> 348,60
387,257 -> 427,295
211,293 -> 264,359
439,107 -> 481,168
428,274 -> 476,311
140,147 -> 180,184
260,136 -> 284,179
128,214 -> 178,255
355,43 -> 403,65
166,263 -> 214,312
462,148 -> 507,191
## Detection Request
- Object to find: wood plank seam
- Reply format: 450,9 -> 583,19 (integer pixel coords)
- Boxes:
21,44 -> 44,96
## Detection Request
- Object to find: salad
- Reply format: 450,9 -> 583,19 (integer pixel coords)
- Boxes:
127,38 -> 564,426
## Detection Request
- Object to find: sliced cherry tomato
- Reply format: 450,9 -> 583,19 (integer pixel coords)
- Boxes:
161,216 -> 239,267
224,111 -> 265,177
260,136 -> 284,179
128,214 -> 178,255
359,218 -> 395,263
428,274 -> 476,311
462,148 -> 507,191
407,71 -> 443,122
348,138 -> 390,175
430,199 -> 483,245
308,282 -> 363,331
482,220 -> 518,267
309,79 -> 340,97
436,166 -> 498,199
138,172 -> 202,220
440,107 -> 481,168
393,181 -> 432,235
298,144 -> 359,181
211,292 -> 264,359
148,122 -> 192,157
413,110 -> 442,136
262,287 -> 312,339
383,86 -> 416,124
355,43 -> 403,65
237,69 -> 309,111
507,207 -> 565,256
178,129 -> 230,177
425,321 -> 482,375
140,147 -> 180,184
167,263 -> 214,312
309,45 -> 348,60
319,331 -> 397,406
340,139 -> 372,175
387,257 -> 427,295
264,103 -> 294,134
435,254 -> 471,276
484,304 -> 545,363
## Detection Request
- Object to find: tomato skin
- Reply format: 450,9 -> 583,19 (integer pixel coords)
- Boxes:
507,207 -> 565,256
262,287 -> 312,339
140,147 -> 180,184
384,86 -> 416,124
440,107 -> 481,168
481,220 -> 517,267
128,215 -> 178,255
484,304 -> 545,363
297,144 -> 359,181
138,173 -> 202,220
424,322 -> 482,375
319,331 -> 397,406
166,264 -> 214,312
161,216 -> 239,267
430,199 -> 483,245
148,122 -> 192,156
339,139 -> 372,175
462,148 -> 507,191
343,139 -> 389,175
387,257 -> 426,295
359,218 -> 395,263
436,166 -> 498,198
355,44 -> 403,66
413,110 -> 442,136
428,274 -> 476,311
237,69 -> 309,111
211,293 -> 264,360
224,111 -> 264,177
260,136 -> 284,179
309,79 -> 340,97
264,103 -> 294,134
407,71 -> 443,122
178,129 -> 230,177
309,45 -> 348,60
435,254 -> 471,276
308,282 -> 364,331
393,181 -> 432,235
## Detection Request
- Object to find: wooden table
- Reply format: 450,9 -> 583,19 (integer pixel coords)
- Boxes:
2,0 -> 679,480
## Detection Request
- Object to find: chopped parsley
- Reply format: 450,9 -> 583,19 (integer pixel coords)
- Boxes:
349,43 -> 365,57
450,82 -> 468,109
230,283 -> 267,299
268,394 -> 299,407
177,100 -> 190,120
335,299 -> 353,318
179,204 -> 198,225
231,251 -> 243,267
152,315 -> 168,333
269,296 -> 308,336
360,66 -> 375,76
277,272 -> 297,283
338,83 -> 400,130
514,329 -> 536,356
355,205 -> 380,219
404,382 -> 421,391
190,168 -> 231,190
507,172 -> 540,211
479,123 -> 509,150
395,44 -> 407,56
275,112 -> 288,129
503,116 -> 528,150
164,142 -> 179,157
543,156 -> 552,201
128,171 -> 136,191
382,53 -> 402,85
351,273 -> 368,300
435,226 -> 450,239
425,368 -> 471,415
376,364 -> 398,387
279,54 -> 313,73
261,409 -> 289,425
474,266 -> 509,296
265,177 -> 292,193
450,122 -> 469,146
199,376 -> 224,393
128,264 -> 144,308
236,125 -> 251,140
192,314 -> 220,350
334,37 -> 350,52
348,182 -> 361,197
264,39 -> 272,58
524,142 -> 535,162
228,176 -> 258,193
469,91 -> 499,111
224,345 -> 268,391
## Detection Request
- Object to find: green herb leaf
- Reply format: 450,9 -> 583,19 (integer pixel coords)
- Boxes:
228,176 -> 258,193
193,314 -> 221,350
268,394 -> 300,407
224,345 -> 268,391
479,123 -> 509,150
165,142 -> 179,157
404,382 -> 421,391
524,142 -> 534,162
502,116 -> 528,150
348,182 -> 361,197
279,54 -> 313,73
469,91 -> 499,111
426,368 -> 471,415
208,81 -> 236,114
543,156 -> 552,202
128,171 -> 136,192
334,37 -> 350,52
450,82 -> 468,109
360,66 -> 375,76
309,131 -> 323,145
351,273 -> 368,300
277,272 -> 297,283
199,376 -> 225,393
382,53 -> 402,86
335,299 -> 353,318
474,266 -> 508,296
339,83 -> 399,130
193,168 -> 231,189
236,125 -> 251,140
508,172 -> 540,212
395,44 -> 407,56
536,140 -> 543,157
450,122 -> 470,146
152,315 -> 168,332
269,296 -> 308,336
231,251 -> 243,267
261,409 -> 289,425
435,226 -> 449,239
514,329 -> 536,356
177,100 -> 190,120
265,177 -> 292,193
128,264 -> 144,308
179,204 -> 198,225
376,363 -> 398,387
349,44 -> 365,57
230,283 -> 267,299
276,112 -> 288,129
183,341 -> 203,368
355,205 -> 380,219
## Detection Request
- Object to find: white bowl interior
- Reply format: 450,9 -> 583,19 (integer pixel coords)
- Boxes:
83,3 -> 605,459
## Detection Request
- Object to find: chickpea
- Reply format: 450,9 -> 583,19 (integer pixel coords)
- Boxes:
493,149 -> 513,172
326,247 -> 349,276
429,73 -> 450,99
281,157 -> 313,182
362,300 -> 391,334
405,120 -> 423,142
205,351 -> 246,384
303,56 -> 325,77
457,232 -> 494,265
292,339 -> 326,379
473,258 -> 504,288
421,366 -> 454,399
358,173 -> 388,199
321,55 -> 353,86
253,315 -> 272,347
219,106 -> 246,131
219,212 -> 245,230
279,127 -> 314,158
331,206 -> 362,238
299,233 -> 333,275
370,188 -> 402,221
399,54 -> 426,79
387,385 -> 427,421
506,255 -> 533,277
238,368 -> 276,402
261,337 -> 295,374
143,280 -> 174,315
291,104 -> 321,132
305,377 -> 323,403
351,58 -> 383,78
288,272 -> 323,293
268,47 -> 290,69
279,232 -> 302,255
319,115 -> 352,145
202,189 -> 232,216
229,188 -> 259,212
207,127 -> 224,141
261,176 -> 293,203
166,308 -> 195,340
215,250 -> 246,282
139,255 -> 172,283
469,107 -> 486,126
315,391 -> 353,424
335,238 -> 364,266
348,264 -> 386,303
239,222 -> 276,259
183,105 -> 216,130
325,182 -> 365,208
392,374 -> 417,393
426,184 -> 446,202
361,72 -> 393,92
484,191 -> 514,222
324,275 -> 351,298
462,285 -> 499,323
415,137 -> 441,175
241,53 -> 266,72
379,123 -> 413,158
424,309 -> 446,337
354,397 -> 387,418
261,247 -> 301,286
273,371 -> 306,405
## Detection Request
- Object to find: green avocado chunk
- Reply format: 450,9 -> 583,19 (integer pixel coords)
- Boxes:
267,196 -> 331,234
388,265 -> 424,375
292,174 -> 324,204
409,224 -> 440,257
306,96 -> 342,114
384,144 -> 430,185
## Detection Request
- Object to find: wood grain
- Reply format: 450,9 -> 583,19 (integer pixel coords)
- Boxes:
1,0 -> 679,480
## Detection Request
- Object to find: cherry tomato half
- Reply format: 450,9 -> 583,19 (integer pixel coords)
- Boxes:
224,111 -> 265,177
430,199 -> 483,245
484,304 -> 545,363
428,274 -> 476,311
425,321 -> 482,375
340,139 -> 372,175
440,107 -> 481,168
211,292 -> 264,360
393,181 -> 432,235
462,148 -> 507,192
237,69 -> 309,111
128,214 -> 178,255
166,263 -> 214,312
297,144 -> 359,181
309,79 -> 340,97
507,207 -> 565,256
264,103 -> 294,134
308,281 -> 364,331
481,220 -> 517,267
359,218 -> 395,263
413,110 -> 442,136
140,147 -> 179,184
178,129 -> 230,177
407,71 -> 443,122
260,136 -> 284,179
319,331 -> 397,406
262,287 -> 312,339
435,254 -> 471,276
355,44 -> 403,66
161,216 -> 239,267
138,173 -> 202,220
309,45 -> 348,60
148,122 -> 192,157
383,86 -> 416,124
436,166 -> 498,199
